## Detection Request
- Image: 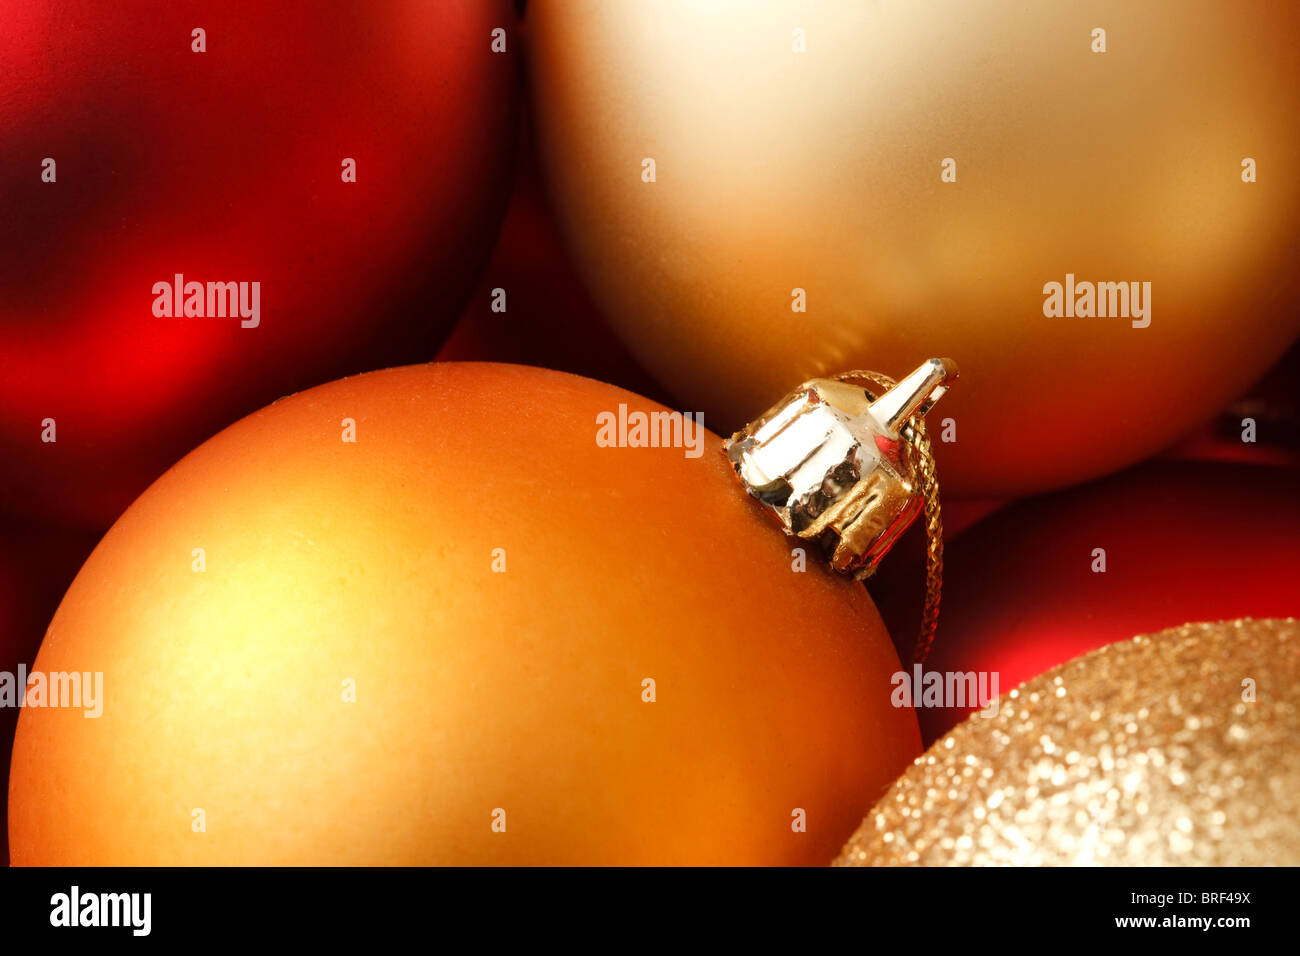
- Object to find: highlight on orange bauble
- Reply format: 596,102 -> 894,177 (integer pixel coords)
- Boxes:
8,362 -> 918,865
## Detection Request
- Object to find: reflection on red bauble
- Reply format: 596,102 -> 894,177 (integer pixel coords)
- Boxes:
1163,341 -> 1300,468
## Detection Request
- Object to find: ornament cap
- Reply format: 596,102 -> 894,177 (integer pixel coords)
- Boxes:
724,358 -> 958,578
867,357 -> 958,438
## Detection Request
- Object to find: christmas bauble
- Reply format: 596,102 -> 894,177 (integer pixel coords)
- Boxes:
0,521 -> 100,865
8,362 -> 917,865
527,0 -> 1300,497
836,619 -> 1300,866
0,1 -> 519,528
869,460 -> 1300,744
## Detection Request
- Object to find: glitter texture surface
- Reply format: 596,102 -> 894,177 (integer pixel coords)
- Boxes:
835,619 -> 1299,866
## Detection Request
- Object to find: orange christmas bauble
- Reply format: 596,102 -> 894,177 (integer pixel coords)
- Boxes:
527,0 -> 1300,497
8,362 -> 917,865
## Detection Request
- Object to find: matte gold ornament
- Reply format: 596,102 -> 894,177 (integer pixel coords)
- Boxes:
835,619 -> 1300,866
528,0 -> 1300,497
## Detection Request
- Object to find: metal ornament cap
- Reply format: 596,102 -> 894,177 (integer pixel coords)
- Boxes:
724,358 -> 958,578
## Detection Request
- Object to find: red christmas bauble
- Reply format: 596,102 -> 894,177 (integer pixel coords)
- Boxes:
870,461 -> 1300,745
0,1 -> 519,528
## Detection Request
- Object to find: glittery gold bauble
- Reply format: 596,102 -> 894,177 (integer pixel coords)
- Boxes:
528,0 -> 1300,497
835,619 -> 1300,866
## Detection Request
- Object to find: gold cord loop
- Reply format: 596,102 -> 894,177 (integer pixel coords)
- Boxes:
833,370 -> 943,667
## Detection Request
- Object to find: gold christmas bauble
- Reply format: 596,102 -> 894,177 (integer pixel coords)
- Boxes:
835,619 -> 1300,866
528,0 -> 1300,496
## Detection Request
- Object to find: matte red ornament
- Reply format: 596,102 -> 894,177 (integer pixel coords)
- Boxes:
0,0 -> 519,528
869,461 -> 1300,745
